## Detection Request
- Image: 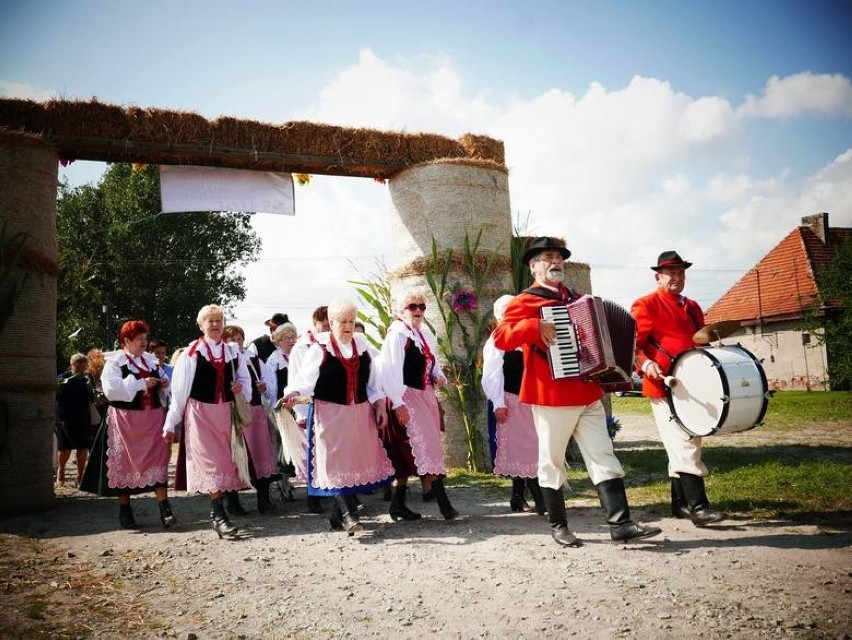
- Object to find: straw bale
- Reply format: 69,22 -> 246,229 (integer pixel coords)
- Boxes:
45,98 -> 131,139
391,251 -> 512,279
0,99 -> 50,136
0,127 -> 51,150
459,133 -> 505,165
128,107 -> 211,145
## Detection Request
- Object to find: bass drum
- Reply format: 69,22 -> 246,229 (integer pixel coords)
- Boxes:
666,345 -> 769,437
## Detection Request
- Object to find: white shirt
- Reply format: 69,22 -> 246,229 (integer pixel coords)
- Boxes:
377,319 -> 445,409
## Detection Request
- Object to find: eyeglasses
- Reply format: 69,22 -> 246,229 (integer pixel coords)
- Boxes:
405,303 -> 427,311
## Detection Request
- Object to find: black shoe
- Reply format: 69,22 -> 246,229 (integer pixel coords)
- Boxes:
432,478 -> 458,520
256,478 -> 276,515
526,477 -> 546,516
540,486 -> 581,547
510,477 -> 531,512
595,478 -> 661,542
224,491 -> 249,516
307,495 -> 325,514
119,503 -> 138,529
678,473 -> 726,526
389,485 -> 422,522
158,499 -> 177,529
339,496 -> 364,536
210,497 -> 239,539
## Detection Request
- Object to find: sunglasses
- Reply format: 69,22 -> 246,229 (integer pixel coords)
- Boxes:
405,303 -> 427,311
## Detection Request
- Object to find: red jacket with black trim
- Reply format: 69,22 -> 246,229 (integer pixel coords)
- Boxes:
631,288 -> 705,399
492,288 -> 603,408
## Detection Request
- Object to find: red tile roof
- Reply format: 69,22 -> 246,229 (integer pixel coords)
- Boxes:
706,223 -> 851,325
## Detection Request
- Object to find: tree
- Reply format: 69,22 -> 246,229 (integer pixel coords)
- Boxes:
814,236 -> 852,389
56,164 -> 261,365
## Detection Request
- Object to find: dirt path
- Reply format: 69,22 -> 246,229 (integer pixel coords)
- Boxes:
2,415 -> 850,639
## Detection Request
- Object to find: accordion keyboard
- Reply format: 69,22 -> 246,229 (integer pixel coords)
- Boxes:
540,305 -> 581,379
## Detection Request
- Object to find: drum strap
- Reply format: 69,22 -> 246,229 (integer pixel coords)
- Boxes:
648,337 -> 677,368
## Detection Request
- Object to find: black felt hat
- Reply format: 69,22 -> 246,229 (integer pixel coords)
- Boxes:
264,312 -> 289,327
651,251 -> 692,272
521,237 -> 572,264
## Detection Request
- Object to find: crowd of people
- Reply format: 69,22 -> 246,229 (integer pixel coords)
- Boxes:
57,237 -> 725,546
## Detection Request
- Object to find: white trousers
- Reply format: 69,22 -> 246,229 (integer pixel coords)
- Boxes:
650,398 -> 708,477
531,400 -> 624,489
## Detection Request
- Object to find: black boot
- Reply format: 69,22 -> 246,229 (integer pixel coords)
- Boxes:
595,478 -> 661,542
337,495 -> 364,536
328,499 -> 344,531
210,496 -> 239,538
679,473 -> 725,526
671,477 -> 691,519
540,486 -> 580,547
255,478 -> 275,514
382,484 -> 393,501
307,495 -> 325,514
509,477 -> 531,512
224,490 -> 249,516
526,477 -> 546,516
432,477 -> 458,520
119,502 -> 138,529
158,499 -> 177,529
389,484 -> 421,522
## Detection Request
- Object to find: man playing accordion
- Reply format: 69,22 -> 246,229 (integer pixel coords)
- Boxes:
493,237 -> 661,547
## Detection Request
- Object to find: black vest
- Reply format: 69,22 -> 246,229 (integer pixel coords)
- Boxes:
109,362 -> 164,410
402,338 -> 428,391
313,347 -> 371,405
274,366 -> 288,400
503,350 -> 524,395
189,353 -> 235,404
248,355 -> 263,406
250,334 -> 275,362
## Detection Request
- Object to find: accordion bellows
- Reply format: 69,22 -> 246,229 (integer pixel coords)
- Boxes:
540,295 -> 636,392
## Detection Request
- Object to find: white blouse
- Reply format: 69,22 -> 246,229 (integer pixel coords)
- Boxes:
378,319 -> 445,409
102,350 -> 170,405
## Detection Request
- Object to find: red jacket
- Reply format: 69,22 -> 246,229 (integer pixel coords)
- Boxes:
492,287 -> 603,407
631,288 -> 705,398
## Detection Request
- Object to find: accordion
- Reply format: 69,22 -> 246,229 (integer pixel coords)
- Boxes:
540,295 -> 636,392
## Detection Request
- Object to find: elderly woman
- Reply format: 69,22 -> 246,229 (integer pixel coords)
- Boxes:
378,287 -> 458,521
266,322 -> 298,401
80,321 -> 175,529
282,299 -> 394,535
482,295 -> 545,514
163,304 -> 252,539
223,325 -> 281,514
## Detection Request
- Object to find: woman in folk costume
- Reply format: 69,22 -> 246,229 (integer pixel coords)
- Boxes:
80,321 -> 176,530
281,299 -> 394,535
223,325 -> 281,515
377,287 -> 459,522
266,322 -> 298,401
482,295 -> 545,515
163,304 -> 252,539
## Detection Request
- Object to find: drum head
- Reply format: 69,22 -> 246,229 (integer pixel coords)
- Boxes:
666,345 -> 769,437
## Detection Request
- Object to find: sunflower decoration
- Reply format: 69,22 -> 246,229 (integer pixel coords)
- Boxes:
294,173 -> 311,186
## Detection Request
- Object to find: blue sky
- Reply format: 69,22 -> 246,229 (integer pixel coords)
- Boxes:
3,0 -> 851,337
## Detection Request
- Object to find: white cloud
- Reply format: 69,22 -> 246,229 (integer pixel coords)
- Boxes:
0,80 -> 56,100
739,72 -> 852,119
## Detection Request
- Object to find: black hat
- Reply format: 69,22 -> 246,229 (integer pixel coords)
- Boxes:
264,312 -> 289,327
521,237 -> 572,264
651,251 -> 692,272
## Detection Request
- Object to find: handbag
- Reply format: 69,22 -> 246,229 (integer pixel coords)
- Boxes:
230,352 -> 252,433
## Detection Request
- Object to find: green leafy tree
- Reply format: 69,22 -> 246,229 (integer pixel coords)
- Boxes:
56,164 -> 261,365
813,236 -> 852,389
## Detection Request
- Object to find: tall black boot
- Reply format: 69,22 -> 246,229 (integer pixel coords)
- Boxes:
510,477 -> 531,512
119,501 -> 138,529
595,478 -> 661,542
679,473 -> 725,526
670,477 -> 691,519
210,496 -> 239,539
337,495 -> 364,536
389,484 -> 422,522
158,499 -> 177,529
432,477 -> 458,520
224,490 -> 249,516
307,495 -> 325,514
255,478 -> 275,514
526,477 -> 546,516
540,486 -> 580,547
328,498 -> 344,531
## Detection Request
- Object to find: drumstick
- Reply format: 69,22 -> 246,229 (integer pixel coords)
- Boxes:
663,376 -> 678,388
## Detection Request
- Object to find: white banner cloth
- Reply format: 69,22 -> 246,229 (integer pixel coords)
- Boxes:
159,165 -> 295,215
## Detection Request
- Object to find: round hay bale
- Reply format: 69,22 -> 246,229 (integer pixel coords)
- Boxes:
0,134 -> 58,515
